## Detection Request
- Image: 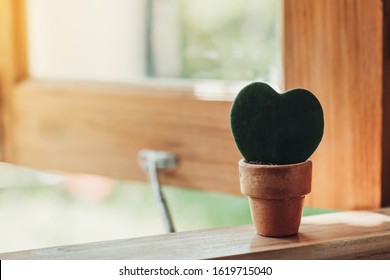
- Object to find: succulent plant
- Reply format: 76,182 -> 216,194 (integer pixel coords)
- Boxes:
230,82 -> 324,165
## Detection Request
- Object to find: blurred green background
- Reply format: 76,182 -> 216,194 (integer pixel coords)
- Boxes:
0,163 -> 333,253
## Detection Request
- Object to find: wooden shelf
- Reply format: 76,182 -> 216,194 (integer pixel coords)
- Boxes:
1,208 -> 389,260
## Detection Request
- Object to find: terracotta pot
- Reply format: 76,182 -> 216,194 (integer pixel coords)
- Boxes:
239,159 -> 312,237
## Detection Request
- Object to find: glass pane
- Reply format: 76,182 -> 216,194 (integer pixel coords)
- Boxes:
26,0 -> 281,85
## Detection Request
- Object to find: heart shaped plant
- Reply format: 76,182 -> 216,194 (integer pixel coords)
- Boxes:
230,82 -> 324,165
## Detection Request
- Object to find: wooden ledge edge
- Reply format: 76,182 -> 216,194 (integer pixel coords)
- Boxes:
1,208 -> 389,260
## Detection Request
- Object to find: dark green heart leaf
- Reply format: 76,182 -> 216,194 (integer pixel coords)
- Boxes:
230,82 -> 324,164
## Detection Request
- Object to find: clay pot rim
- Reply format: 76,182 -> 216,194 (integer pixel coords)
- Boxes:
239,159 -> 312,199
239,159 -> 311,169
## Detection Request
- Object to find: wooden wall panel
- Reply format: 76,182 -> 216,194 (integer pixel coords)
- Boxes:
284,0 -> 384,209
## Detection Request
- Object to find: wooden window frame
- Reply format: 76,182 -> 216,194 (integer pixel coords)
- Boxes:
1,0 -> 390,210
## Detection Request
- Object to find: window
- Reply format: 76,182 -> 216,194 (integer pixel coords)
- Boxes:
26,0 -> 281,85
1,0 -> 388,215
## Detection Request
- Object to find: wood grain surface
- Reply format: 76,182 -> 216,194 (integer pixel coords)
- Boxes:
1,208 -> 389,260
284,0 -> 385,209
7,80 -> 242,195
381,0 -> 390,207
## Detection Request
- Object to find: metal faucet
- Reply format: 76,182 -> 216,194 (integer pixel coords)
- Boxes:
138,149 -> 179,233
